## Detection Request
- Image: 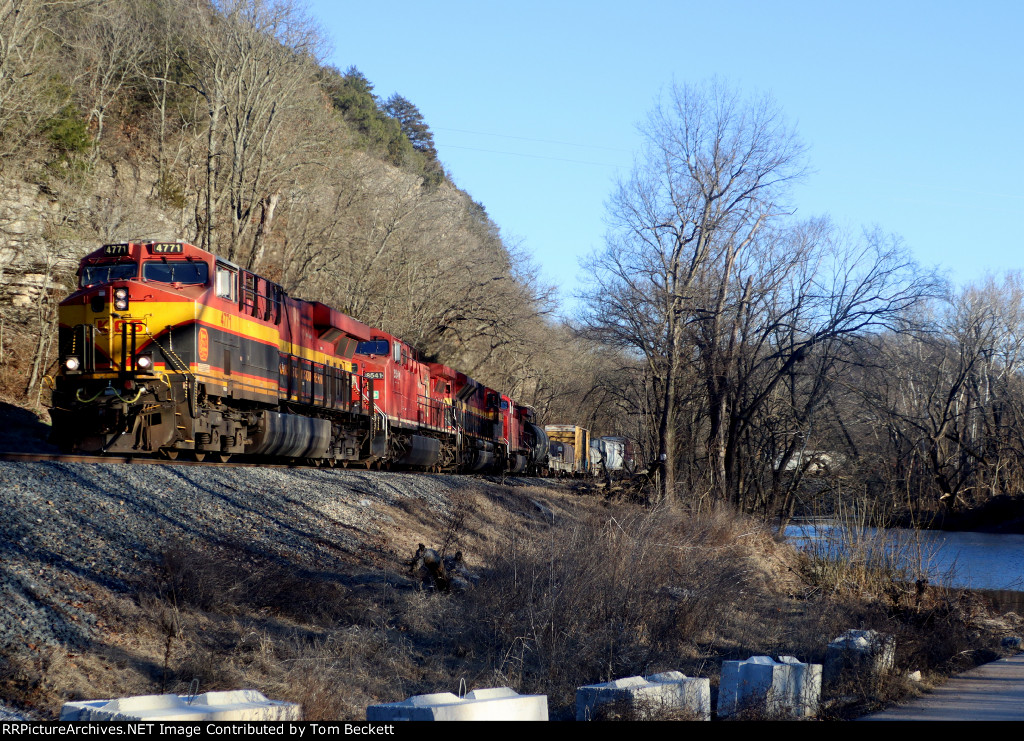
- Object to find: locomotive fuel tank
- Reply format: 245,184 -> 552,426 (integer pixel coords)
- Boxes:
247,411 -> 331,459
394,435 -> 441,467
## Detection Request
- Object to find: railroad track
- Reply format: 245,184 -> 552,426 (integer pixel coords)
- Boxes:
0,451 -> 308,469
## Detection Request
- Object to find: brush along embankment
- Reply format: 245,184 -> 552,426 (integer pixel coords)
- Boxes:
0,458 -> 1020,721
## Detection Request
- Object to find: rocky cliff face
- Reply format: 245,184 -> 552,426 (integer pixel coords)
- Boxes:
0,177 -> 78,315
0,172 -> 186,321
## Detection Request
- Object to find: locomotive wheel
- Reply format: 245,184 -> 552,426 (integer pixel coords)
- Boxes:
217,454 -> 231,463
193,452 -> 206,462
160,449 -> 179,461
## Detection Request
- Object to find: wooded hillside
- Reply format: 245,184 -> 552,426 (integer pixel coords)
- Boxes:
0,0 -> 627,437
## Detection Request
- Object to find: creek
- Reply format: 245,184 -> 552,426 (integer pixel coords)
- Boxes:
786,521 -> 1024,609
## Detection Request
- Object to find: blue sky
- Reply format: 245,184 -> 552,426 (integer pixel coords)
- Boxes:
307,0 -> 1024,315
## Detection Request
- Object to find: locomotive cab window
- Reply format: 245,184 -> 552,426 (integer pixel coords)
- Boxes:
143,261 -> 209,285
356,339 -> 389,356
80,261 -> 137,287
215,263 -> 237,301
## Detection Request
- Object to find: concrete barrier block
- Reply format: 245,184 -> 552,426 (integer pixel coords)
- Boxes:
60,690 -> 300,721
366,687 -> 548,721
717,656 -> 821,718
824,629 -> 896,685
576,671 -> 710,720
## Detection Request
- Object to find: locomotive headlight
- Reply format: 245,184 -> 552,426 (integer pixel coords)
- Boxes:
114,287 -> 129,311
114,287 -> 128,300
65,356 -> 80,372
136,354 -> 153,371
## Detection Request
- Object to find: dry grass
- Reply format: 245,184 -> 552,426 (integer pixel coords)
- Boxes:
1,479 -> 1016,721
454,502 -> 787,711
792,508 -> 1021,719
586,695 -> 706,721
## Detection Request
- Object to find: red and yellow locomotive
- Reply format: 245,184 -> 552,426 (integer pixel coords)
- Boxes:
50,241 -> 548,473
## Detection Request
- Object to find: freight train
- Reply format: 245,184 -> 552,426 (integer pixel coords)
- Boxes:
49,241 -> 549,473
544,425 -> 634,477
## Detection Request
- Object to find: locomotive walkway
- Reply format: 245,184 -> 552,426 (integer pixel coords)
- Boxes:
860,652 -> 1024,721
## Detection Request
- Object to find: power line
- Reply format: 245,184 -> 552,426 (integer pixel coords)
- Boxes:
435,126 -> 631,153
439,143 -> 628,169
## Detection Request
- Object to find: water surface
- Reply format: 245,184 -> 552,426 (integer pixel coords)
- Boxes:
786,521 -> 1024,592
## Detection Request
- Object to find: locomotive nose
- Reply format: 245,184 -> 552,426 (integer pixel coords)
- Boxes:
59,282 -> 151,375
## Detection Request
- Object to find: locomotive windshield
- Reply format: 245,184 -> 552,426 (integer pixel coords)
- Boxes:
356,339 -> 390,356
80,262 -> 137,287
143,261 -> 209,285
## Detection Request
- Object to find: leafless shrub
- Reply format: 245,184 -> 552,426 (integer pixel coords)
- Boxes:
892,589 -> 998,674
817,668 -> 913,720
458,504 -> 753,707
438,491 -> 473,559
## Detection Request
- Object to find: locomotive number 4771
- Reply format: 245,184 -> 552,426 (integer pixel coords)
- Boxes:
49,241 -> 550,473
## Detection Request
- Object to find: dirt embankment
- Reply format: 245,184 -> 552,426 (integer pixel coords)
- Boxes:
0,424 -> 1020,720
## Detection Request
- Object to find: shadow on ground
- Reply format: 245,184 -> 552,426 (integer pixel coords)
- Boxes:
0,403 -> 58,454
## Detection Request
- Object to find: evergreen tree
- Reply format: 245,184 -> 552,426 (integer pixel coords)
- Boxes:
383,94 -> 437,159
318,66 -> 410,166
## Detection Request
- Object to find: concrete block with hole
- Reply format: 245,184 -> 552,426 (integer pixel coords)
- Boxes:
366,687 -> 548,721
824,629 -> 896,685
575,671 -> 710,721
717,656 -> 821,718
60,690 -> 300,721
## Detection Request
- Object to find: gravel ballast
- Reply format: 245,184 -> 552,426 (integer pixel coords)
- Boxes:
0,460 -> 498,653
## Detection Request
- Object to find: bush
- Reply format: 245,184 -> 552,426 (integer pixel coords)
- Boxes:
40,105 -> 92,157
458,504 -> 752,707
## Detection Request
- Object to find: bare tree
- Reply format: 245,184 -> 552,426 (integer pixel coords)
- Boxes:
0,0 -> 62,156
583,80 -> 944,510
856,273 -> 1024,513
64,0 -> 145,157
582,80 -> 808,499
178,0 -> 324,263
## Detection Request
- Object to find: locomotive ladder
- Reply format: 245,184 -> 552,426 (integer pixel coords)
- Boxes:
359,377 -> 388,447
